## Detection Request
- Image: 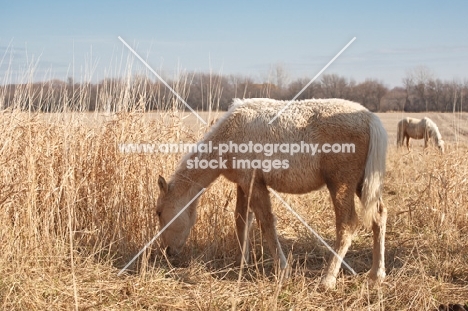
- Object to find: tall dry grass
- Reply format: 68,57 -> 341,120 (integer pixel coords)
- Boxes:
0,75 -> 467,310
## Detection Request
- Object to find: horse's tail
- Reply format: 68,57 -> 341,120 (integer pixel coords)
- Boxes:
360,113 -> 387,228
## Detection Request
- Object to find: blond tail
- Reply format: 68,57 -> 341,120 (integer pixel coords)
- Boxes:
361,113 -> 387,228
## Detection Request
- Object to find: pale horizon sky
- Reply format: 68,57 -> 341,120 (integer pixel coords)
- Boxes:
1,0 -> 468,88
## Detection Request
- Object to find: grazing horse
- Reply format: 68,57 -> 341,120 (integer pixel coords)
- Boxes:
397,117 -> 444,153
156,98 -> 388,289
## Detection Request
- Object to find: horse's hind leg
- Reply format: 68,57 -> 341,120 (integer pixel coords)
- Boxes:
369,197 -> 387,285
235,185 -> 254,266
397,126 -> 403,148
247,181 -> 287,271
321,183 -> 358,289
405,135 -> 410,150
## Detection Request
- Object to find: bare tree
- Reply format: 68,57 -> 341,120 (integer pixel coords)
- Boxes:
380,87 -> 406,111
402,74 -> 413,111
271,62 -> 289,90
286,77 -> 321,100
426,78 -> 444,111
352,79 -> 387,111
321,74 -> 348,98
405,66 -> 434,111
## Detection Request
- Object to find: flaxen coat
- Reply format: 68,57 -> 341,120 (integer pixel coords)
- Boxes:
157,98 -> 388,289
397,117 -> 444,153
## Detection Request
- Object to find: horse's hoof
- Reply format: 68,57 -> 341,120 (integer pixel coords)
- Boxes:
319,275 -> 336,290
368,268 -> 385,286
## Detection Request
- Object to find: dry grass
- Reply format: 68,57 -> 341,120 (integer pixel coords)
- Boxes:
0,107 -> 467,310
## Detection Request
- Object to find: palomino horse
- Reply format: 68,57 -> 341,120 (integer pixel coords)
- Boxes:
156,98 -> 388,289
397,117 -> 444,153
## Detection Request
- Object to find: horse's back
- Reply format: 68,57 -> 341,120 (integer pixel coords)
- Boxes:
225,98 -> 371,133
211,98 -> 377,193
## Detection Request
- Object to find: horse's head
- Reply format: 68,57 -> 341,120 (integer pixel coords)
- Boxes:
438,140 -> 445,154
156,175 -> 197,256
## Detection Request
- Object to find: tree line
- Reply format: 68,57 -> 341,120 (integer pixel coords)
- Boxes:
1,66 -> 466,113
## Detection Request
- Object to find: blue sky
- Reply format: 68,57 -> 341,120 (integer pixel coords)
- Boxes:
1,0 -> 467,87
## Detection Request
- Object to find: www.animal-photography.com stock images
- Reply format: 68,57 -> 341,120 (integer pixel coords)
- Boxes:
1,1 -> 468,310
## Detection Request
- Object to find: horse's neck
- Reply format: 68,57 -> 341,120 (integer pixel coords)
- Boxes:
432,131 -> 442,144
427,123 -> 442,142
171,161 -> 221,195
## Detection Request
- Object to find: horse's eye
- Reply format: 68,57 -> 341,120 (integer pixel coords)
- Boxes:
157,211 -> 162,217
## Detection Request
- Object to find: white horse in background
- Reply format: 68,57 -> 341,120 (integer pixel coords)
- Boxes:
397,117 -> 445,153
156,98 -> 388,289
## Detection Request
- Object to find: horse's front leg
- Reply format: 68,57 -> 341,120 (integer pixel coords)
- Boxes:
234,185 -> 254,266
248,181 -> 288,272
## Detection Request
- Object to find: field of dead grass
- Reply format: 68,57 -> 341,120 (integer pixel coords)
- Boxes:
0,109 -> 467,310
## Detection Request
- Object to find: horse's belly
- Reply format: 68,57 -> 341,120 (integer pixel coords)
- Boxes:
264,168 -> 325,194
222,165 -> 325,195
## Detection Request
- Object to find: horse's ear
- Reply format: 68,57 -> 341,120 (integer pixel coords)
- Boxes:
158,175 -> 168,194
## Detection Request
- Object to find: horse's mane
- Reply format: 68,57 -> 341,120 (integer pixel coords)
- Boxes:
423,117 -> 444,146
